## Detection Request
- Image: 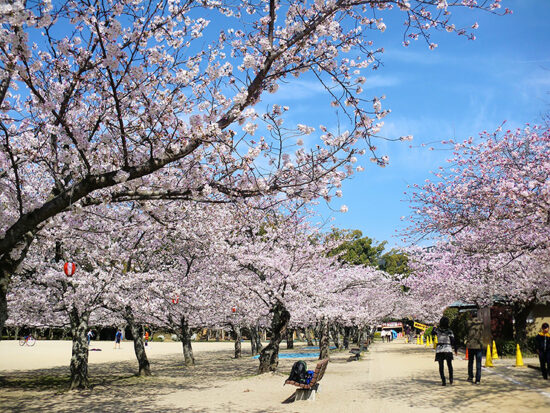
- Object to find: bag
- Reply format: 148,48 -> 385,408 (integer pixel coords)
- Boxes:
288,360 -> 308,384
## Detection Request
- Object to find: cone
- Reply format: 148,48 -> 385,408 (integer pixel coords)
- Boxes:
433,335 -> 438,349
492,340 -> 499,359
515,344 -> 525,367
484,344 -> 494,367
465,348 -> 469,361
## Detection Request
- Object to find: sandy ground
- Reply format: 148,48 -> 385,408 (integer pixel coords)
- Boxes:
0,339 -> 234,372
1,339 -> 549,412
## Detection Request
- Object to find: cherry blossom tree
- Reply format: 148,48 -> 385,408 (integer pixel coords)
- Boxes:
406,125 -> 550,326
0,0 -> 507,334
7,222 -> 124,389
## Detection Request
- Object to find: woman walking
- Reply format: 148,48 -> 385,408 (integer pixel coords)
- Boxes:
432,316 -> 456,386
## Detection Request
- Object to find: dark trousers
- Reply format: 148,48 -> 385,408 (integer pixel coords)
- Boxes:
438,359 -> 453,384
468,348 -> 483,383
539,352 -> 550,379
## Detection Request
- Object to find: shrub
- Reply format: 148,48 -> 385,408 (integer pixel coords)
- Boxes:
495,339 -> 516,356
156,335 -> 165,342
171,334 -> 178,341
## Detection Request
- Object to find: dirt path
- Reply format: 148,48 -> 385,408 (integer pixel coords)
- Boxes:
1,339 -> 549,412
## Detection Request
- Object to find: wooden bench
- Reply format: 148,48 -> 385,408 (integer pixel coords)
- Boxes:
349,348 -> 362,361
284,358 -> 329,401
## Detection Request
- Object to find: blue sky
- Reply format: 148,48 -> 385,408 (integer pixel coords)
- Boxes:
298,0 -> 550,249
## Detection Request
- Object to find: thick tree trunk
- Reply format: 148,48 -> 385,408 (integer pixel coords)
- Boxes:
343,327 -> 351,349
250,325 -> 262,355
179,316 -> 195,366
250,326 -> 258,355
513,302 -> 532,347
355,327 -> 362,345
69,308 -> 90,390
319,318 -> 330,360
232,325 -> 242,358
331,325 -> 341,349
258,303 -> 290,373
306,327 -> 314,346
124,307 -> 151,376
286,328 -> 294,349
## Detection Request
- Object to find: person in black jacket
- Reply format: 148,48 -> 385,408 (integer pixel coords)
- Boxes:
432,317 -> 457,386
535,322 -> 550,380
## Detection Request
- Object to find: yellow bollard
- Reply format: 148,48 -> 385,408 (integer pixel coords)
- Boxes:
492,340 -> 499,359
434,335 -> 438,349
485,344 -> 494,367
515,344 -> 525,367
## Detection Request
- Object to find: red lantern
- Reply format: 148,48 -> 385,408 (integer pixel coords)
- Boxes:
231,306 -> 236,313
172,295 -> 180,304
64,262 -> 76,277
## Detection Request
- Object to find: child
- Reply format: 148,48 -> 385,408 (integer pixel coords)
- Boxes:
114,329 -> 123,349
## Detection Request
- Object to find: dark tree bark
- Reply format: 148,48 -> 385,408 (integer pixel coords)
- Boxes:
306,327 -> 314,346
343,327 -> 351,349
124,306 -> 151,376
69,307 -> 90,390
331,325 -> 342,349
513,302 -> 533,347
258,302 -> 290,373
179,315 -> 195,366
232,324 -> 242,358
319,317 -> 330,360
250,325 -> 262,355
286,328 -> 294,349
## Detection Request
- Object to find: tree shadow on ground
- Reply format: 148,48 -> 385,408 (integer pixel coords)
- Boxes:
0,351 -> 260,412
355,364 -> 550,412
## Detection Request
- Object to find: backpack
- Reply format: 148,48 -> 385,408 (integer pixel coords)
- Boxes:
288,361 -> 308,384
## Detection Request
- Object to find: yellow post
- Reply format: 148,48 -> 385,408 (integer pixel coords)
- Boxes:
433,335 -> 438,349
492,340 -> 499,359
515,344 -> 525,367
484,344 -> 494,367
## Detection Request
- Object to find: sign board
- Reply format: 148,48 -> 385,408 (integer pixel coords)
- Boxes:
382,322 -> 403,329
414,321 -> 428,330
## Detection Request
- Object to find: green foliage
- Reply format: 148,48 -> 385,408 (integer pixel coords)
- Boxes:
425,326 -> 433,336
379,249 -> 411,277
444,307 -> 470,345
327,229 -> 386,267
494,339 -> 516,356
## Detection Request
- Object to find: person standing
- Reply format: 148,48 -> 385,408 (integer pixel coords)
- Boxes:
86,329 -> 94,346
432,316 -> 456,386
535,322 -> 550,380
144,330 -> 150,347
114,329 -> 123,349
465,312 -> 484,385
